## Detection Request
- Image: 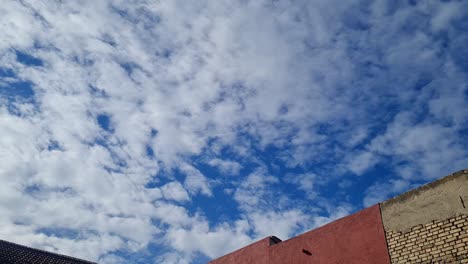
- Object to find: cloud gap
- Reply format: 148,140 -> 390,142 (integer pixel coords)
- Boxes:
15,50 -> 44,67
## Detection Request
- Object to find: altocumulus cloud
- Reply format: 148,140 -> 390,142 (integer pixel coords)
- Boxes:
0,0 -> 468,263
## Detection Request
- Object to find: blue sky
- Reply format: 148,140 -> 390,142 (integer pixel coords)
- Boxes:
0,0 -> 467,263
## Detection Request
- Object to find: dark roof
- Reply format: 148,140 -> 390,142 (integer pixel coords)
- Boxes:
0,239 -> 96,264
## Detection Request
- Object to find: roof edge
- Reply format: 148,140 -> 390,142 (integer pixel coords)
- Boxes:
0,239 -> 96,264
380,168 -> 468,208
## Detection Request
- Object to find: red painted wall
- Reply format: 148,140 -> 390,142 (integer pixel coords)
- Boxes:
269,205 -> 390,264
210,205 -> 391,264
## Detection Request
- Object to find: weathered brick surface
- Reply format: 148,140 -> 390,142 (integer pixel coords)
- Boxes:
386,214 -> 468,264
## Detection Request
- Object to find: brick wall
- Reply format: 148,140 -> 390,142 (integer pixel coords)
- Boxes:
385,214 -> 468,263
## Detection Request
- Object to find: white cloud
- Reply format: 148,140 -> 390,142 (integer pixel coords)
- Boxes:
233,168 -> 279,211
0,0 -> 467,263
249,210 -> 309,240
181,164 -> 212,197
347,151 -> 379,176
165,219 -> 251,259
363,179 -> 411,207
311,205 -> 353,228
208,158 -> 242,176
369,112 -> 468,180
284,173 -> 318,200
431,1 -> 465,32
161,181 -> 190,202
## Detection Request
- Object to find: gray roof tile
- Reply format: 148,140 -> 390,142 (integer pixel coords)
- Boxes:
0,239 -> 96,264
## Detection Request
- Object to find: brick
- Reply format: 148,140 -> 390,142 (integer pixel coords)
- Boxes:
446,237 -> 457,243
386,214 -> 468,264
435,241 -> 445,246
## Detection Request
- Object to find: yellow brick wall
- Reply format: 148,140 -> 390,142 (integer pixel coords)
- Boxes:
385,214 -> 468,263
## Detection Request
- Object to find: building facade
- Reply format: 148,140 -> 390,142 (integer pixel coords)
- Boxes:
210,169 -> 468,264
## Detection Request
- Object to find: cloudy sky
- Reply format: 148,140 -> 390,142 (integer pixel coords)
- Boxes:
0,0 -> 467,263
